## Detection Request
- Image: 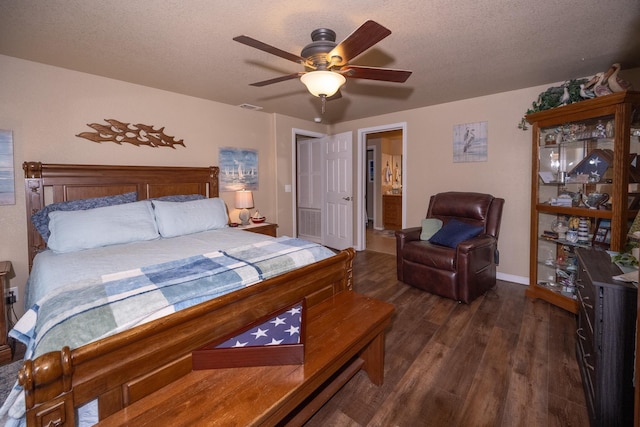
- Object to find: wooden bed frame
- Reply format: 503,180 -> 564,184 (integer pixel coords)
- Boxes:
18,162 -> 355,426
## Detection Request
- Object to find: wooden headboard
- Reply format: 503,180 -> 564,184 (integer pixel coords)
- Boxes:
23,162 -> 220,269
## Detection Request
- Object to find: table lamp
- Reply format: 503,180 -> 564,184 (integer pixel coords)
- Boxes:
235,190 -> 254,225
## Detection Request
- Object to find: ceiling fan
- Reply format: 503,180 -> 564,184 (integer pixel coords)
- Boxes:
233,20 -> 412,110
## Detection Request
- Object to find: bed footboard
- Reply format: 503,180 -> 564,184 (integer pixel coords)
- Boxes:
18,248 -> 355,427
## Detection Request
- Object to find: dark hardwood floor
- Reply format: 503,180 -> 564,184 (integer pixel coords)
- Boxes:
305,250 -> 589,427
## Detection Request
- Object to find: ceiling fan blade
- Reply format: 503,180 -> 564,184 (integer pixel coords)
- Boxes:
327,20 -> 391,66
233,35 -> 307,65
249,73 -> 303,87
341,65 -> 412,83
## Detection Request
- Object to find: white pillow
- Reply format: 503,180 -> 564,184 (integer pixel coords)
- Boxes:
47,200 -> 159,253
152,198 -> 228,238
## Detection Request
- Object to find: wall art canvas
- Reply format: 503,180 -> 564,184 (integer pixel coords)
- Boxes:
0,129 -> 15,205
219,147 -> 258,192
453,121 -> 488,163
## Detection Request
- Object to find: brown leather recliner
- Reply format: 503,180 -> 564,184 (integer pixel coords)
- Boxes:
395,192 -> 504,303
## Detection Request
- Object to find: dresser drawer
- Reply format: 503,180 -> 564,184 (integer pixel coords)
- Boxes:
577,288 -> 594,337
576,337 -> 595,416
577,304 -> 593,352
576,267 -> 596,336
576,323 -> 595,376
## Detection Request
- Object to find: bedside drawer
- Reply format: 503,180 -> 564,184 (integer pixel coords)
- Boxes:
241,223 -> 278,237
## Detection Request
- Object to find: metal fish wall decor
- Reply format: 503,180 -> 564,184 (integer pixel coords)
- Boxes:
76,119 -> 185,148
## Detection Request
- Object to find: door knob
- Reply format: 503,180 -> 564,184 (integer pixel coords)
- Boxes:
342,196 -> 352,201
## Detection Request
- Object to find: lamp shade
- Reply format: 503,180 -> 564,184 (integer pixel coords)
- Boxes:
300,71 -> 346,97
235,190 -> 254,209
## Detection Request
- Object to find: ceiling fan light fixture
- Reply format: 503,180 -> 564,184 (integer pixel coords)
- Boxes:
300,71 -> 346,97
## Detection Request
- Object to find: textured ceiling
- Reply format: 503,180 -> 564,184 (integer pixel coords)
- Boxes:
1,0 -> 639,124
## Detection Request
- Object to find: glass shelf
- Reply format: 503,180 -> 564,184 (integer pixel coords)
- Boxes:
536,281 -> 577,299
539,235 -> 591,249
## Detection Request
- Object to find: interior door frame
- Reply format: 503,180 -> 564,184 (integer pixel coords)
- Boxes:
366,144 -> 377,228
291,128 -> 326,239
356,122 -> 407,251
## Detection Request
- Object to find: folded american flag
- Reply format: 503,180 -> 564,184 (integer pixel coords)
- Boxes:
215,303 -> 303,348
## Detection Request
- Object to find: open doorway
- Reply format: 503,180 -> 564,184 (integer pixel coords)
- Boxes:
356,123 -> 407,253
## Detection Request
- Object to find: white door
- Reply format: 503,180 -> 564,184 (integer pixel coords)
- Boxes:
323,131 -> 353,250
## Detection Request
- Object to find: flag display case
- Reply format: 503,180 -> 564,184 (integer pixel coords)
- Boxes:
192,300 -> 306,369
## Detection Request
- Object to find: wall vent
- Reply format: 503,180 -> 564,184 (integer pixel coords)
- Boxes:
238,103 -> 263,111
298,208 -> 321,241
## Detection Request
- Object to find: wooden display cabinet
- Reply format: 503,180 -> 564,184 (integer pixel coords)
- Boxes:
526,91 -> 640,314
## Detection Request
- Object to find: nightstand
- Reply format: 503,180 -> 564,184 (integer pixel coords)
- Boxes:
239,222 -> 278,237
0,261 -> 12,364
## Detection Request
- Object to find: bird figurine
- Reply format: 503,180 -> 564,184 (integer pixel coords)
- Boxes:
582,73 -> 600,91
559,86 -> 571,105
579,83 -> 595,99
605,63 -> 633,92
594,71 -> 613,97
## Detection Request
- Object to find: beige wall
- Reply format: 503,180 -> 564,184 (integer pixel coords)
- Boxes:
2,52 -> 639,316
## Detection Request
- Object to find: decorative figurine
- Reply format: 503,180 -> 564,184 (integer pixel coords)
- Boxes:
518,63 -> 633,130
605,63 -> 633,93
251,210 -> 266,223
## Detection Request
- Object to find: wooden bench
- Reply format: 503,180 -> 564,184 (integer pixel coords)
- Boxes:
96,291 -> 394,426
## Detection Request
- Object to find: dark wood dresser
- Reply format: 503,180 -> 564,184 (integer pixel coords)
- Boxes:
575,248 -> 636,426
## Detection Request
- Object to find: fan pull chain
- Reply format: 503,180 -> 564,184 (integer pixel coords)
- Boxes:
321,95 -> 326,115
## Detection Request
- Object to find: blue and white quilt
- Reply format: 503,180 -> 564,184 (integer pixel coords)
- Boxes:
1,237 -> 335,426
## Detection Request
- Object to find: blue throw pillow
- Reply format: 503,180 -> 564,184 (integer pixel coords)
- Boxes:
32,192 -> 137,242
428,219 -> 483,248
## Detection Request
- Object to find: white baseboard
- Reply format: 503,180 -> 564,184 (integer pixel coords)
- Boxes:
497,272 -> 528,286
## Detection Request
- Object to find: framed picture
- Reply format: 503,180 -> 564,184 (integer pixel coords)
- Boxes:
0,129 -> 15,206
628,193 -> 640,210
453,121 -> 488,163
219,147 -> 258,192
592,218 -> 611,248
